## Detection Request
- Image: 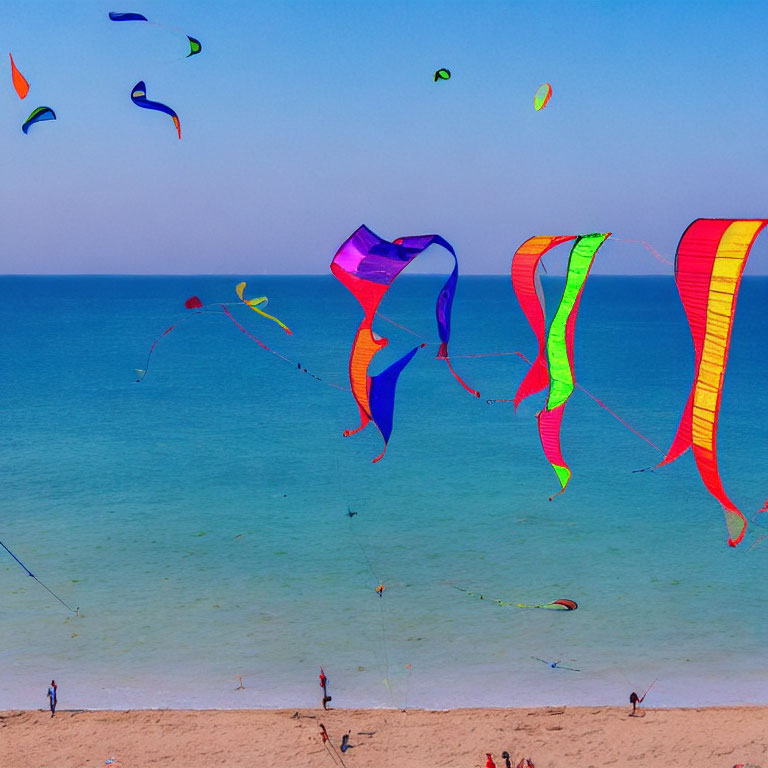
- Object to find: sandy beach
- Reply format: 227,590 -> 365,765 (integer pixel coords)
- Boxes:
1,705 -> 765,768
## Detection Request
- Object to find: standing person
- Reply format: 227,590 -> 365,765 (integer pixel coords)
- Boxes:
47,680 -> 57,717
319,667 -> 331,709
629,690 -> 645,715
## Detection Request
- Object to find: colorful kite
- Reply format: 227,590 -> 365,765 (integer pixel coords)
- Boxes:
9,53 -> 29,99
22,106 -> 55,134
538,233 -> 609,497
511,234 -> 610,497
434,68 -> 451,82
511,236 -> 577,410
331,225 -> 477,462
534,83 -> 552,111
131,81 -> 180,139
651,218 -> 767,546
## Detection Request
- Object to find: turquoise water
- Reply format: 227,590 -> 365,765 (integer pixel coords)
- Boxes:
0,275 -> 766,710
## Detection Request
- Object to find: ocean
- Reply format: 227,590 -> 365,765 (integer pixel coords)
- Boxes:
0,275 -> 766,710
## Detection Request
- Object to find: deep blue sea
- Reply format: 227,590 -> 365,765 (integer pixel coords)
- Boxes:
1,275 -> 766,710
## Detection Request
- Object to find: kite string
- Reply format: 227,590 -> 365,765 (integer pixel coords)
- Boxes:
0,539 -> 78,614
609,237 -> 674,267
219,305 -> 352,390
345,514 -> 395,707
575,382 -> 663,454
375,312 -> 662,454
139,302 -> 351,391
320,728 -> 346,768
641,678 -> 658,701
375,313 -> 480,397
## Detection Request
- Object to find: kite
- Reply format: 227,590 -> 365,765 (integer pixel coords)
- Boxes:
511,236 -> 577,410
648,218 -> 767,546
187,36 -> 202,57
534,83 -> 552,111
331,225 -> 477,462
9,53 -> 29,99
235,282 -> 292,334
454,586 -> 578,611
511,233 -> 610,498
108,11 -> 149,21
531,656 -> 580,672
131,81 -> 180,139
136,288 -> 291,382
433,68 -> 451,82
22,106 -> 55,134
538,234 -> 610,498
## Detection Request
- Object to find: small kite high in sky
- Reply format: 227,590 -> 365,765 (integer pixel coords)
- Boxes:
433,68 -> 451,82
108,11 -> 148,21
511,233 -> 610,498
9,53 -> 29,99
650,218 -> 767,546
186,36 -> 202,57
331,225 -> 476,462
534,82 -> 552,110
22,106 -> 55,134
131,81 -> 181,139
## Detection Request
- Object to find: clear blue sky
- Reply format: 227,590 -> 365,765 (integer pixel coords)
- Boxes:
1,0 -> 767,274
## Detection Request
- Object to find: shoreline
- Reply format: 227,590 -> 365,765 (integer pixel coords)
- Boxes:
2,705 -> 765,768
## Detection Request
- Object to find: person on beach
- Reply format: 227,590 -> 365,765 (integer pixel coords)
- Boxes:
629,690 -> 646,716
47,680 -> 57,717
501,751 -> 511,768
319,667 -> 331,709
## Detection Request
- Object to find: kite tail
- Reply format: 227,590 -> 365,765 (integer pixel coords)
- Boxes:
246,303 -> 293,334
343,403 -> 372,438
371,445 -> 387,463
548,486 -> 568,502
221,306 -> 269,350
437,343 -> 480,398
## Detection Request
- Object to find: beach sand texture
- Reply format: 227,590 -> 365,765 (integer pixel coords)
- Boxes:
1,706 -> 765,768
